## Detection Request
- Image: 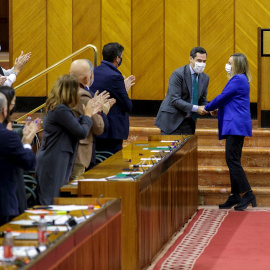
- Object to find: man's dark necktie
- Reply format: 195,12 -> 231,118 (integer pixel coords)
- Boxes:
192,73 -> 198,121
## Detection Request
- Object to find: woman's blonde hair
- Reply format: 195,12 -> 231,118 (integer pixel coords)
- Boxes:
45,74 -> 79,114
230,53 -> 252,83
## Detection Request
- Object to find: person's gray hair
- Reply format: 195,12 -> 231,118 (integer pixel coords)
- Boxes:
84,59 -> 94,72
0,92 -> 7,112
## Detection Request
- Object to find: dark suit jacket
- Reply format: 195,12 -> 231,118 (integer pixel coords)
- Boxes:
90,60 -> 132,140
205,74 -> 252,140
0,123 -> 36,217
36,104 -> 93,205
155,64 -> 209,134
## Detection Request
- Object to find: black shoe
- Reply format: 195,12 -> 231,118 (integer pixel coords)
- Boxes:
234,190 -> 257,211
219,194 -> 241,209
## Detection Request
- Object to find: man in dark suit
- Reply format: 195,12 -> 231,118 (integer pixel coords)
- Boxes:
155,47 -> 209,135
90,42 -> 135,154
0,93 -> 37,225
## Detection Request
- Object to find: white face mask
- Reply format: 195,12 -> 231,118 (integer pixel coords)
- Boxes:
193,62 -> 206,74
225,63 -> 232,74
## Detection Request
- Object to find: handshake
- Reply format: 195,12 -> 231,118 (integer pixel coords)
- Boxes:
197,106 -> 218,117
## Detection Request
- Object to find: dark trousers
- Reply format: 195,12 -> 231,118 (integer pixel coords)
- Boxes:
161,118 -> 196,135
225,135 -> 251,194
96,137 -> 123,157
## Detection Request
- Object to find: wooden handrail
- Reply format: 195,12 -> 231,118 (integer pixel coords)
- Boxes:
15,44 -> 97,122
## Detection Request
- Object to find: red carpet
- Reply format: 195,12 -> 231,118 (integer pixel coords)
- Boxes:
153,209 -> 270,270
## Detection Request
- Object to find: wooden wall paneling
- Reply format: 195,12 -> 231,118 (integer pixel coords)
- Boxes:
72,0 -> 102,65
47,0 -> 72,94
11,0 -> 47,97
200,0 -> 234,101
235,0 -> 270,103
164,0 -> 198,97
132,0 -> 164,100
260,57 -> 270,110
102,0 -> 132,97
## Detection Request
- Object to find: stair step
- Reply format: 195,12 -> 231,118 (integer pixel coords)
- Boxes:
198,146 -> 270,167
199,166 -> 270,186
196,129 -> 270,147
198,186 -> 270,206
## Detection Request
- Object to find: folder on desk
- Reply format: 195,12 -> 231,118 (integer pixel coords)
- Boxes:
106,173 -> 140,181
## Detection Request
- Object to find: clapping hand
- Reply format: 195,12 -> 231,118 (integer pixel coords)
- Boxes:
14,51 -> 31,73
0,76 -> 6,86
22,121 -> 39,144
83,93 -> 102,117
124,75 -> 135,92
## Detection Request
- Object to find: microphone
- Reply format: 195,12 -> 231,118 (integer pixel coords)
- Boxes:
97,194 -> 104,208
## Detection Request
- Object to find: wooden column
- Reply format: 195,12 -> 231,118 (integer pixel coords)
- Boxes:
257,28 -> 270,128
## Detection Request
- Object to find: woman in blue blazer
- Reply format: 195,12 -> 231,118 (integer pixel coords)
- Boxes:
204,53 -> 256,211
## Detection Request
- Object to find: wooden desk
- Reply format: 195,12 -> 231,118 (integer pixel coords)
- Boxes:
62,135 -> 198,270
0,198 -> 121,270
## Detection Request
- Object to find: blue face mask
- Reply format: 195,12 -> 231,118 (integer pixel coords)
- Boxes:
118,57 -> 122,67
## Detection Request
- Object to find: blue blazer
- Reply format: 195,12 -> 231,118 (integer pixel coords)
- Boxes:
205,74 -> 252,140
0,124 -> 36,216
90,60 -> 132,140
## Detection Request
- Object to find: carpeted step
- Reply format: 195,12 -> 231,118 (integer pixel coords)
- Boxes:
196,129 -> 270,147
199,166 -> 270,186
199,185 -> 270,206
198,146 -> 270,167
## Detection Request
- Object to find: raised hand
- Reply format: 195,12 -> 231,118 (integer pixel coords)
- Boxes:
97,90 -> 110,107
22,121 -> 39,144
0,76 -> 6,86
14,51 -> 31,73
83,98 -> 102,117
124,75 -> 135,92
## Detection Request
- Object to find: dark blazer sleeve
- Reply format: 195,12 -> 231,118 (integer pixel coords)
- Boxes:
6,132 -> 36,170
170,71 -> 194,114
54,106 -> 93,140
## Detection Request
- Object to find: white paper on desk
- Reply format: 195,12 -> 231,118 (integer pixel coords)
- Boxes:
48,205 -> 89,211
129,164 -> 153,167
75,213 -> 95,224
0,246 -> 39,259
73,178 -> 108,182
25,209 -> 50,214
9,220 -> 34,225
29,215 -> 70,225
121,171 -> 143,175
47,226 -> 69,232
